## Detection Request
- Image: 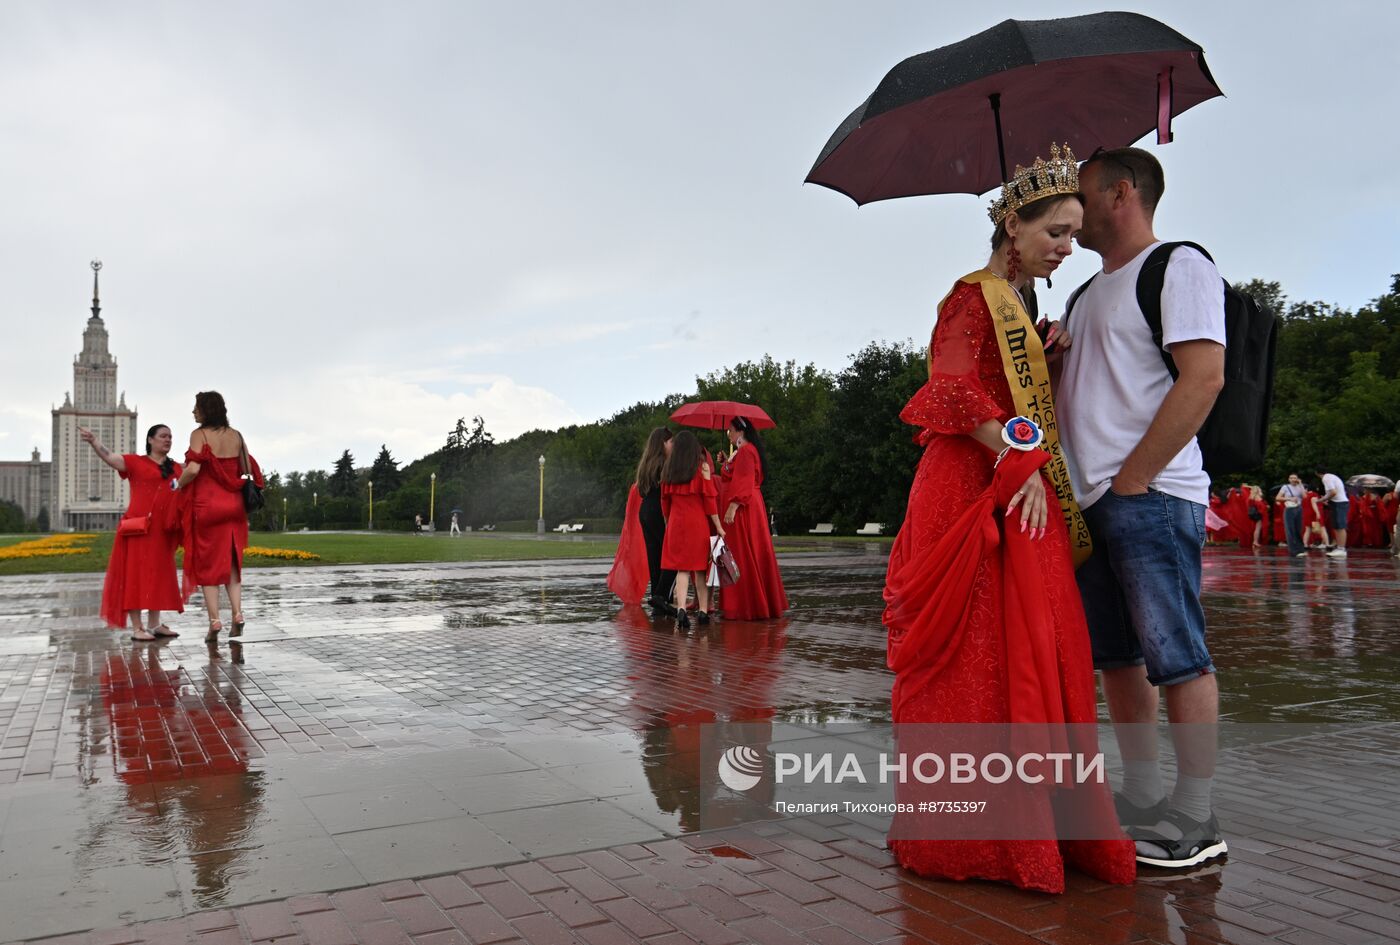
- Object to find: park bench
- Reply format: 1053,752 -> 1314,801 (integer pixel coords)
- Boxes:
808,523 -> 835,534
855,522 -> 885,536
552,523 -> 570,533
568,523 -> 585,532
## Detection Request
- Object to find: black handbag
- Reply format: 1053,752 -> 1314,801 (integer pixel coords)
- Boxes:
239,435 -> 265,513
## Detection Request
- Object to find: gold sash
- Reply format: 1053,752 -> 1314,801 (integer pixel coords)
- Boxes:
961,269 -> 1092,568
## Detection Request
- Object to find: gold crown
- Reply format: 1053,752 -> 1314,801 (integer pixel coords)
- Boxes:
988,143 -> 1079,225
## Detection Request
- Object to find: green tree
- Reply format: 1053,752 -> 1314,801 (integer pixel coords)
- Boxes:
328,450 -> 357,498
0,500 -> 25,533
369,445 -> 402,494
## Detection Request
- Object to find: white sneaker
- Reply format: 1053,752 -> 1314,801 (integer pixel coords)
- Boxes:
1295,552 -> 1307,557
1326,548 -> 1347,558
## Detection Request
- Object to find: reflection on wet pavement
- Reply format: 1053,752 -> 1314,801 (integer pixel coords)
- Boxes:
0,549 -> 1397,939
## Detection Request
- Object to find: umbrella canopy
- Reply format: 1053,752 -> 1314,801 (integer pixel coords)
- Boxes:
671,401 -> 776,431
807,12 -> 1223,205
1346,474 -> 1395,492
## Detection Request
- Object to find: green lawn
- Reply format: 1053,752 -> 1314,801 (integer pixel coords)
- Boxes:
0,529 -> 886,577
0,531 -> 618,576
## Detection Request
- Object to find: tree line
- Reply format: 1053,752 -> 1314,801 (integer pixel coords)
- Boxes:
258,274 -> 1400,534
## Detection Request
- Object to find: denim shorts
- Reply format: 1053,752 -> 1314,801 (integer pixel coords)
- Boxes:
1327,501 -> 1349,531
1076,488 -> 1215,686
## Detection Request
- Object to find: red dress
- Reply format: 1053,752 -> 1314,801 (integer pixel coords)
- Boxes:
662,469 -> 717,572
717,444 -> 788,619
182,445 -> 263,592
882,282 -> 1135,893
101,456 -> 184,628
607,485 -> 650,605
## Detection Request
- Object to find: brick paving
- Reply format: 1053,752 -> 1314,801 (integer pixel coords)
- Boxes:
0,548 -> 1398,944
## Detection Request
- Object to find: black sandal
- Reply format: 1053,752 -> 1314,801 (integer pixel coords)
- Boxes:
1114,791 -> 1167,829
1131,808 -> 1228,868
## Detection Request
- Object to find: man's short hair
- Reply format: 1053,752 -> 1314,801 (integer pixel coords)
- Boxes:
1082,147 -> 1165,213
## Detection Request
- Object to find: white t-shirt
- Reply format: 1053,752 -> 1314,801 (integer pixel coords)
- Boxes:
1320,473 -> 1346,503
1057,242 -> 1226,509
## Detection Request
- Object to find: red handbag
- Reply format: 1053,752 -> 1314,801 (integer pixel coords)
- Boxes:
117,514 -> 151,536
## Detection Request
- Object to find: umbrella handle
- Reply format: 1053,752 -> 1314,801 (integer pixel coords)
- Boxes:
989,93 -> 1009,182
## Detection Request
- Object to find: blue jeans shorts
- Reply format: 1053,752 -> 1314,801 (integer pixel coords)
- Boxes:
1076,488 -> 1215,686
1327,500 -> 1349,531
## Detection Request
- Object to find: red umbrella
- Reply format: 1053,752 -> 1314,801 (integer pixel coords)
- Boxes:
671,401 -> 775,431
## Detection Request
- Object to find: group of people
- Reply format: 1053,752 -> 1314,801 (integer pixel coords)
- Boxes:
1209,472 -> 1399,557
608,417 -> 788,626
85,390 -> 264,643
883,145 -> 1230,892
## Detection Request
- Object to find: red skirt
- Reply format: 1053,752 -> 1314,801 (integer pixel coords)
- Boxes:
718,491 -> 787,619
662,493 -> 711,571
101,527 -> 183,627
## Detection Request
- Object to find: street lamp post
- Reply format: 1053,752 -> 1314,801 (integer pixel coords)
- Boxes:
283,495 -> 288,531
368,481 -> 374,530
537,455 -> 546,534
430,472 -> 436,530
313,491 -> 318,507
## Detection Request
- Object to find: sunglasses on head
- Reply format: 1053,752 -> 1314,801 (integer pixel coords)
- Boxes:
1088,147 -> 1137,189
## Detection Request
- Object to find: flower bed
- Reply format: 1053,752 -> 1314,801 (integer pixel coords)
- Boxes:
0,534 -> 96,561
244,546 -> 321,561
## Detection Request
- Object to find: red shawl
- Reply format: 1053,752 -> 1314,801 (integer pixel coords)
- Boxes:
607,484 -> 650,605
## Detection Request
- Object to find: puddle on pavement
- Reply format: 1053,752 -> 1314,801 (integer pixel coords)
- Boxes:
0,551 -> 1397,927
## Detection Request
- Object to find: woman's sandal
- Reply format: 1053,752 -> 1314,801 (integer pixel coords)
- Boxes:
231,612 -> 245,637
152,625 -> 180,638
206,619 -> 223,642
131,628 -> 157,642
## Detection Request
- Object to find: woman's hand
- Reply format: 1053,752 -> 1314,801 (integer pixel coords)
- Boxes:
1006,470 -> 1049,539
700,461 -> 712,480
724,504 -> 737,525
79,426 -> 97,446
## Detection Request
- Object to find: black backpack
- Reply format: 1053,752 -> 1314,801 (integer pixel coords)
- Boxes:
1065,242 -> 1277,476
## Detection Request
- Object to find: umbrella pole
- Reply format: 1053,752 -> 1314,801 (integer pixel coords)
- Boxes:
989,93 -> 1008,182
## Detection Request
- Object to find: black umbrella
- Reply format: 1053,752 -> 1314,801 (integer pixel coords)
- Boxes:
807,12 -> 1223,205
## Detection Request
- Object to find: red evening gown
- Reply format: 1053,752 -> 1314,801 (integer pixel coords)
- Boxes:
182,445 -> 263,594
661,469 -> 717,572
101,456 -> 184,628
717,444 -> 788,619
882,281 -> 1135,893
607,485 -> 650,605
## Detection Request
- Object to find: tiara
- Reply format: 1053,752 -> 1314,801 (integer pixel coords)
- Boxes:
988,143 -> 1079,225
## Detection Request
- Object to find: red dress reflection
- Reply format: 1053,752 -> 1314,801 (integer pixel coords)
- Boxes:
717,443 -> 788,619
883,283 -> 1134,892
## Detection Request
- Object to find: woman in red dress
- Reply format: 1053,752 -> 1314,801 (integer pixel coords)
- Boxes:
174,391 -> 263,642
1302,488 -> 1329,549
717,418 -> 788,620
81,424 -> 183,640
882,161 -> 1134,892
661,431 -> 723,630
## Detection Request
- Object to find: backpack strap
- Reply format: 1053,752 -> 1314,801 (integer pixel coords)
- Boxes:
1135,241 -> 1215,381
1061,273 -> 1097,331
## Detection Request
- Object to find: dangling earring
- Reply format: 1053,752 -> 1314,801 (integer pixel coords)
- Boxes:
1006,238 -> 1021,283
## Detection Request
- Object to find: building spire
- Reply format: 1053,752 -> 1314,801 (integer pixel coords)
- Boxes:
90,259 -> 102,320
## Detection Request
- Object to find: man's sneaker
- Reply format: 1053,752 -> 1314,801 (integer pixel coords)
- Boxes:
1327,548 -> 1348,558
1130,809 -> 1228,868
1114,792 -> 1168,829
1294,552 -> 1307,557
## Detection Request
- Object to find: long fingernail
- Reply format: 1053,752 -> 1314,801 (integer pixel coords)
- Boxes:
1021,520 -> 1027,533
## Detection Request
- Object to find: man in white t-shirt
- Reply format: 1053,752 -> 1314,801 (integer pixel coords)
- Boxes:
1056,147 -> 1227,869
1315,466 -> 1349,557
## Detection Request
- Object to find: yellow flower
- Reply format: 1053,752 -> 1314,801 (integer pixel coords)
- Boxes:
244,546 -> 321,561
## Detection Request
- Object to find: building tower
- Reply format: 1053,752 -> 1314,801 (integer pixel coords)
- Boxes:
50,260 -> 138,531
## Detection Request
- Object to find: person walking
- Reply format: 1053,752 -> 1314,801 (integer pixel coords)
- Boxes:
1317,465 -> 1348,558
660,431 -> 723,629
175,391 -> 263,642
716,417 -> 788,619
883,144 -> 1134,893
1276,474 -> 1307,557
81,423 -> 183,640
1057,146 -> 1228,869
450,511 -> 461,536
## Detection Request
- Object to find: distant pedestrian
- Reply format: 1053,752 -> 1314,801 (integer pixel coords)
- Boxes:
414,513 -> 423,535
1316,465 -> 1348,557
450,512 -> 461,536
1275,474 -> 1306,557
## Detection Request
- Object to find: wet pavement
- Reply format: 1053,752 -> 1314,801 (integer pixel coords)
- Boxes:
1,547 -> 1398,944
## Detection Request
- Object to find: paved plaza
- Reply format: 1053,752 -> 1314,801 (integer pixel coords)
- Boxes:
1,547 -> 1398,945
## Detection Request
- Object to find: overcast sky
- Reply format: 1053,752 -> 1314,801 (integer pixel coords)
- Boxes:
2,1 -> 1395,475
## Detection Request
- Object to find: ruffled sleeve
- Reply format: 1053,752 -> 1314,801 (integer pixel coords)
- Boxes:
722,445 -> 759,508
900,282 -> 1006,439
